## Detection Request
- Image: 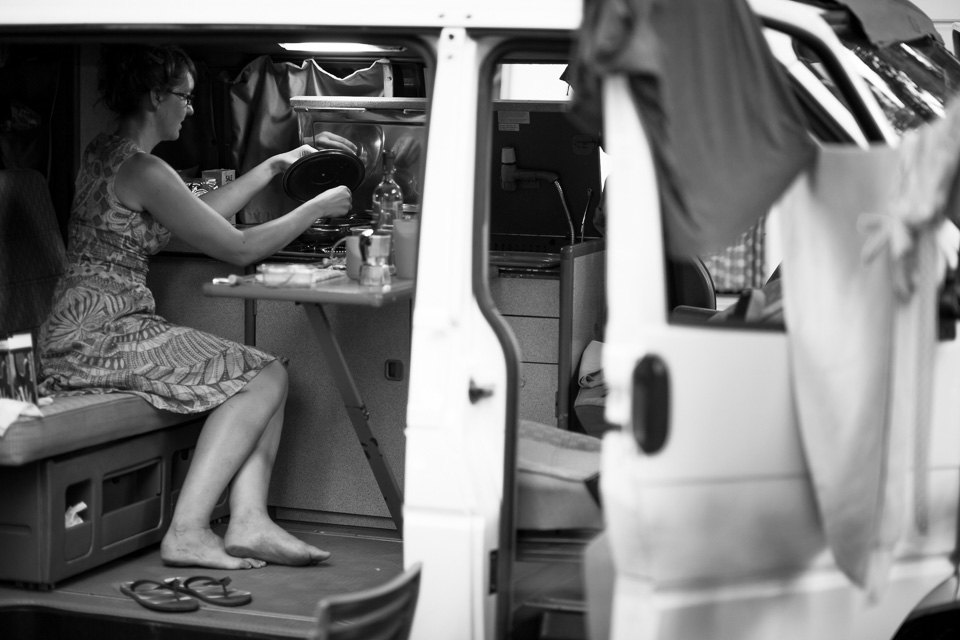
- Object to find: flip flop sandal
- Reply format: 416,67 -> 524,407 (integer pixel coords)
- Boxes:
163,575 -> 253,607
119,579 -> 199,613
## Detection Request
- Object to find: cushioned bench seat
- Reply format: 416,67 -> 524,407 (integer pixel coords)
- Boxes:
0,394 -> 203,466
0,168 -> 218,586
0,168 -> 204,468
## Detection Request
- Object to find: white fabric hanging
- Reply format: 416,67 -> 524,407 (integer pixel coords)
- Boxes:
779,129 -> 959,595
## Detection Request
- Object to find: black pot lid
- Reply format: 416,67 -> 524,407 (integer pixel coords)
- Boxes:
281,149 -> 365,202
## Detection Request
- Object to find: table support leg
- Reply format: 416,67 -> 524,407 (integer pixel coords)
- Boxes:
301,303 -> 404,534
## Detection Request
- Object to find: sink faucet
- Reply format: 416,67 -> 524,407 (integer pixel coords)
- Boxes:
500,146 -> 559,191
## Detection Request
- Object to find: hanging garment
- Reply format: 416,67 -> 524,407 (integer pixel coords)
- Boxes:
779,131 -> 957,593
869,99 -> 960,534
567,0 -> 816,257
228,56 -> 391,223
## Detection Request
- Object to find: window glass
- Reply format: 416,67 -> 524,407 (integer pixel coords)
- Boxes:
497,63 -> 571,100
839,34 -> 960,135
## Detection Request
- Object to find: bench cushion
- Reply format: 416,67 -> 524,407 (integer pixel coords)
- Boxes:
517,419 -> 602,530
0,393 -> 204,466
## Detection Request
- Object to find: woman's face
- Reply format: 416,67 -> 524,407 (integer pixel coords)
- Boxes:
158,72 -> 195,141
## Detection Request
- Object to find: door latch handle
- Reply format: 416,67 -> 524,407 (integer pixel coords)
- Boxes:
632,354 -> 670,454
469,380 -> 494,404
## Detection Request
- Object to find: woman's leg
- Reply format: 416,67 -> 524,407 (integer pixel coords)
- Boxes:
160,361 -> 288,569
222,383 -> 330,565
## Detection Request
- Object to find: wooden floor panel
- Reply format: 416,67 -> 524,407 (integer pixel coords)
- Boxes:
0,521 -> 403,638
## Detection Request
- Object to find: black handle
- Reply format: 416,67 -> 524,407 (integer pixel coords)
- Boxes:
631,354 -> 670,454
469,380 -> 494,404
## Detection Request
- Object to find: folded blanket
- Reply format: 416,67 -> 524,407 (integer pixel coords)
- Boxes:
0,398 -> 45,437
578,340 -> 605,389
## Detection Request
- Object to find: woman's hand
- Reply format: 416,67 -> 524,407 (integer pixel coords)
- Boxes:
311,185 -> 353,221
273,144 -> 319,175
314,132 -> 358,155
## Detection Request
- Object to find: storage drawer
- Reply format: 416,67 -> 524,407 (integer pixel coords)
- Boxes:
0,419 -> 214,587
519,363 -> 558,426
489,275 -> 559,318
505,316 -> 559,364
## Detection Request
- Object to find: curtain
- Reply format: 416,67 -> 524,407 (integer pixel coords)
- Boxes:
229,56 -> 391,223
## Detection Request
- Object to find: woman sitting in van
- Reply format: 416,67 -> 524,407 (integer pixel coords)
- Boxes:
38,44 -> 352,570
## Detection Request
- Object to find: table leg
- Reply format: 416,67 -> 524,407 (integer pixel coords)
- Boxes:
301,303 -> 404,534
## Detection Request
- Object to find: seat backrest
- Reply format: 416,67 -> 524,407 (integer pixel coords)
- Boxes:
667,255 -> 717,311
309,562 -> 422,640
0,169 -> 66,337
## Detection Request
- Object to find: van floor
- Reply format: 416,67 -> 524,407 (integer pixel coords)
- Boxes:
0,520 -> 403,639
0,519 -> 589,639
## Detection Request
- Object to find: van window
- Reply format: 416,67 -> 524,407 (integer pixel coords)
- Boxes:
497,63 -> 571,100
840,35 -> 960,134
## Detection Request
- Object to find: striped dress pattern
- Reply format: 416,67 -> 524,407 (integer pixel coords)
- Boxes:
39,133 -> 274,414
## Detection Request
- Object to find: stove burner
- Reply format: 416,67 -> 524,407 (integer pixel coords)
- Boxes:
275,239 -> 351,264
282,239 -> 329,254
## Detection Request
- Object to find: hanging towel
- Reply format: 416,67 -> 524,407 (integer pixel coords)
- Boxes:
779,131 -> 958,595
780,145 -> 898,593
865,99 -> 960,534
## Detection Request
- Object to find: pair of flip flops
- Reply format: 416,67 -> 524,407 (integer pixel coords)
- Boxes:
119,575 -> 252,613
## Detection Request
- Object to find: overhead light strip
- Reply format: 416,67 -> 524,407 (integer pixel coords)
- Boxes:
278,42 -> 405,54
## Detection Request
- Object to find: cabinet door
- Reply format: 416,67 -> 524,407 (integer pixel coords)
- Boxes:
490,273 -> 560,425
517,363 -> 558,425
147,256 -> 244,343
255,300 -> 411,528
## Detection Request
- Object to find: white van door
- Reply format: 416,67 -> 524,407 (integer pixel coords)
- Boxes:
402,27 -> 513,640
598,54 -> 960,640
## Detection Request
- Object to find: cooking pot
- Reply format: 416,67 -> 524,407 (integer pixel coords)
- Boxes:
282,149 -> 366,203
311,123 -> 385,194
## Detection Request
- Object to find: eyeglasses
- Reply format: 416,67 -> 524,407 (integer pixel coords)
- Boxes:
168,91 -> 194,106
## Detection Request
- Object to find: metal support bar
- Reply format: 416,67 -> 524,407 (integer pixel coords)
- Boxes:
301,303 -> 404,533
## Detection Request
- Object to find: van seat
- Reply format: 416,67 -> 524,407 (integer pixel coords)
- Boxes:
0,168 -> 201,467
0,393 -> 203,465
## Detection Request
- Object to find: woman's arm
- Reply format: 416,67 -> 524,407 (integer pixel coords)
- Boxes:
200,133 -> 357,220
115,152 -> 351,266
198,144 -> 315,220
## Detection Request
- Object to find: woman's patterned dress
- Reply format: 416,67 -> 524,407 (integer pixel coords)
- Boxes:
39,133 -> 274,414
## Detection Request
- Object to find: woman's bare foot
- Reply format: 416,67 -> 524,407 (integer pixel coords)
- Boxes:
224,516 -> 330,566
161,525 -> 265,569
